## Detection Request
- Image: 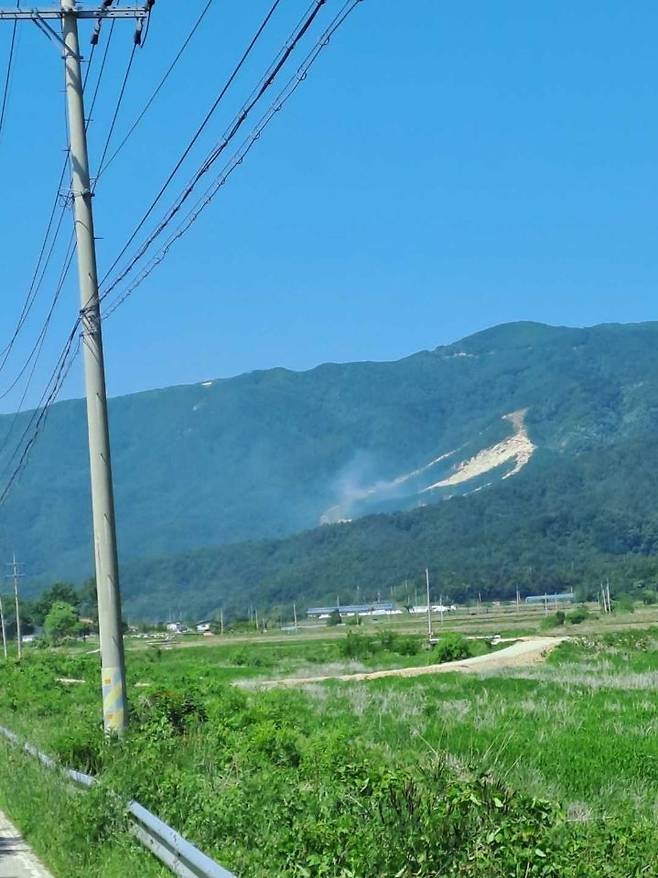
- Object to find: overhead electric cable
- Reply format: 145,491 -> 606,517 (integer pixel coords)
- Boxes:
0,0 -> 20,143
103,0 -> 365,317
86,15 -> 116,126
99,0 -> 285,289
0,234 -> 75,404
0,40 -> 98,378
98,0 -> 214,178
95,41 -> 137,181
0,323 -> 80,505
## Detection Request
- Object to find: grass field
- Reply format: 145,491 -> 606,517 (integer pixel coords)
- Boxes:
0,613 -> 656,877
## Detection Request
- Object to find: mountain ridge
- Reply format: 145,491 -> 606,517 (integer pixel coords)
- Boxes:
3,319 -> 658,600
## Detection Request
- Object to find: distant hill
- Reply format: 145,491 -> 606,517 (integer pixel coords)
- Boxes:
3,320 -> 658,607
119,437 -> 658,619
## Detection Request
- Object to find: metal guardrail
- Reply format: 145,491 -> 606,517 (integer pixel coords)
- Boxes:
0,724 -> 236,878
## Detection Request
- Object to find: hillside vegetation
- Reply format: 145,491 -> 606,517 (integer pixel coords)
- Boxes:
0,630 -> 655,877
121,437 -> 658,619
5,320 -> 658,610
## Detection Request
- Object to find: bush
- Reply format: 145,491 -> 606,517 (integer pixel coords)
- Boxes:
566,607 -> 589,625
432,632 -> 471,663
338,631 -> 422,660
614,593 -> 635,614
135,688 -> 207,734
541,610 -> 566,629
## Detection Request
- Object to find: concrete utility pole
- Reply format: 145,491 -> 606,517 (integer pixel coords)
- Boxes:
62,0 -> 125,734
425,568 -> 432,640
0,594 -> 7,660
7,554 -> 23,660
0,0 -> 151,730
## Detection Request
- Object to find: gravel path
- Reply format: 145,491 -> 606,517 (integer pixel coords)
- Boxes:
256,636 -> 566,687
0,811 -> 54,878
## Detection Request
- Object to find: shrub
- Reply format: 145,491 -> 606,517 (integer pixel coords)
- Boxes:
432,632 -> 471,662
541,610 -> 566,629
614,593 -> 635,614
566,607 -> 589,625
136,688 -> 207,734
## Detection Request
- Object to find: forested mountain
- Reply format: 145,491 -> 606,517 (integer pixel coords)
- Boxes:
3,320 -> 658,611
120,438 -> 658,619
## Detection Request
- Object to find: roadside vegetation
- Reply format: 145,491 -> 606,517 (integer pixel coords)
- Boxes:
0,626 -> 655,876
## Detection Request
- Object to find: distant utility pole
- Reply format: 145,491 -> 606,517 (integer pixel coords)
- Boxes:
220,608 -> 224,636
516,589 -> 521,613
0,593 -> 7,660
6,554 -> 23,659
0,1 -> 153,731
425,568 -> 433,639
293,602 -> 298,631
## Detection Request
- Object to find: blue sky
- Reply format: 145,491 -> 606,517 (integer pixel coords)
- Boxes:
1,0 -> 658,412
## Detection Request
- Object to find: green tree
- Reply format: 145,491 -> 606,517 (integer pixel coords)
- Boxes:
33,583 -> 80,626
44,602 -> 82,644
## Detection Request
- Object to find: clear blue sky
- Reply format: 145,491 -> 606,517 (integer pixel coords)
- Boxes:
1,0 -> 658,412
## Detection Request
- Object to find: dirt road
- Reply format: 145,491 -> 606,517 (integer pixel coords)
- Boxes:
256,636 -> 565,687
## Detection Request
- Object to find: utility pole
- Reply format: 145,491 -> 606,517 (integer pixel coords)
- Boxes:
425,568 -> 432,640
220,608 -> 224,636
0,1 -> 153,730
7,554 -> 23,660
62,0 -> 133,735
0,593 -> 7,660
293,602 -> 298,631
516,588 -> 521,613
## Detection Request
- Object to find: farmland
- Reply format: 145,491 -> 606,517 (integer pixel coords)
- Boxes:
0,611 -> 656,877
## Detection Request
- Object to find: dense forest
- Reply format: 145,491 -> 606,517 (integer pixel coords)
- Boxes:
6,320 -> 658,589
117,437 -> 658,619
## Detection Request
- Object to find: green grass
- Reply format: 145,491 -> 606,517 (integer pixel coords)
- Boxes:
0,739 -> 167,877
0,628 -> 655,876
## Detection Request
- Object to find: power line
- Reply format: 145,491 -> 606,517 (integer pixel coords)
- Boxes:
0,0 -> 364,507
0,231 -> 74,405
0,320 -> 80,506
86,14 -> 116,126
0,0 -> 20,143
104,0 -> 365,317
95,41 -> 137,181
0,30 -> 112,468
99,0 -> 285,291
98,0 -> 214,178
0,39 -> 101,380
0,4 -> 140,504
